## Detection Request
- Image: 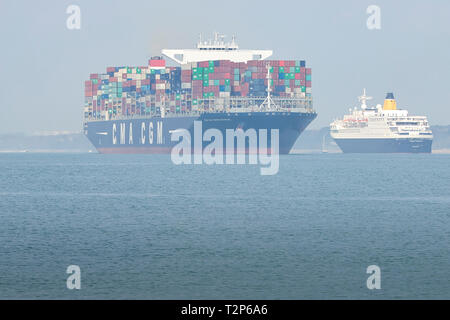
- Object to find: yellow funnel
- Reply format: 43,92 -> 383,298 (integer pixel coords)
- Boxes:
383,92 -> 397,110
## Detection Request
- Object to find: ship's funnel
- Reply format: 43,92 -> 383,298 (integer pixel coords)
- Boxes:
383,92 -> 397,110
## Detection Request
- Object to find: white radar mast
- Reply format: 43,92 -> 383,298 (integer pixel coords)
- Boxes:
358,88 -> 373,110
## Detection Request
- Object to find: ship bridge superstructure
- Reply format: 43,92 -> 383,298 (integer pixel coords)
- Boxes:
162,32 -> 273,64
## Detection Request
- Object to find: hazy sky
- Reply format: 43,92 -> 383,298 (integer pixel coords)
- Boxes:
1,0 -> 449,134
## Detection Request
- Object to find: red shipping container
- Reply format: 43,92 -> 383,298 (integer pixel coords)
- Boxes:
90,74 -> 99,80
305,68 -> 311,74
107,67 -> 116,73
279,61 -> 285,67
306,81 -> 312,87
110,77 -> 118,83
149,59 -> 166,67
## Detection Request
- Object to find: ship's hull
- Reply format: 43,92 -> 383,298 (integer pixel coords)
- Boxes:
332,137 -> 432,153
85,111 -> 317,154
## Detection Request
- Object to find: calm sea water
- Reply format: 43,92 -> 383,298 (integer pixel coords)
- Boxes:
0,153 -> 449,299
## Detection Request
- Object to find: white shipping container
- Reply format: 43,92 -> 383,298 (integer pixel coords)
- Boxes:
181,83 -> 192,89
306,88 -> 312,94
156,84 -> 165,90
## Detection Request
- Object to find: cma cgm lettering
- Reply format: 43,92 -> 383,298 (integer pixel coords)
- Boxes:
111,121 -> 163,145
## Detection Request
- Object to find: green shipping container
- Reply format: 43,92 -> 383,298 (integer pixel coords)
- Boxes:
203,74 -> 209,81
92,79 -> 98,85
225,79 -> 231,85
176,94 -> 181,100
214,80 -> 220,86
208,66 -> 215,73
203,92 -> 209,98
289,73 -> 295,79
295,66 -> 301,73
279,67 -> 285,73
192,68 -> 198,74
306,74 -> 311,81
136,68 -> 142,74
203,80 -> 209,87
193,99 -> 198,105
209,92 -> 214,97
209,61 -> 214,67
127,67 -> 132,73
301,86 -> 306,92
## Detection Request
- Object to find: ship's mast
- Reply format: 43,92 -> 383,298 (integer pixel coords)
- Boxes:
259,64 -> 278,110
358,88 -> 373,110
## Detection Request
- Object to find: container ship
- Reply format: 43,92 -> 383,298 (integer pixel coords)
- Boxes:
83,33 -> 317,154
330,89 -> 433,153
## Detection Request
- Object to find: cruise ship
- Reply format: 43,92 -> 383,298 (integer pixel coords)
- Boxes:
330,90 -> 433,153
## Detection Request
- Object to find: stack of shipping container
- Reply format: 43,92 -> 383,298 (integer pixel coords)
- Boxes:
84,58 -> 312,119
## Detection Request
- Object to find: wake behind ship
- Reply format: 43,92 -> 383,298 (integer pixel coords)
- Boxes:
83,33 -> 317,154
